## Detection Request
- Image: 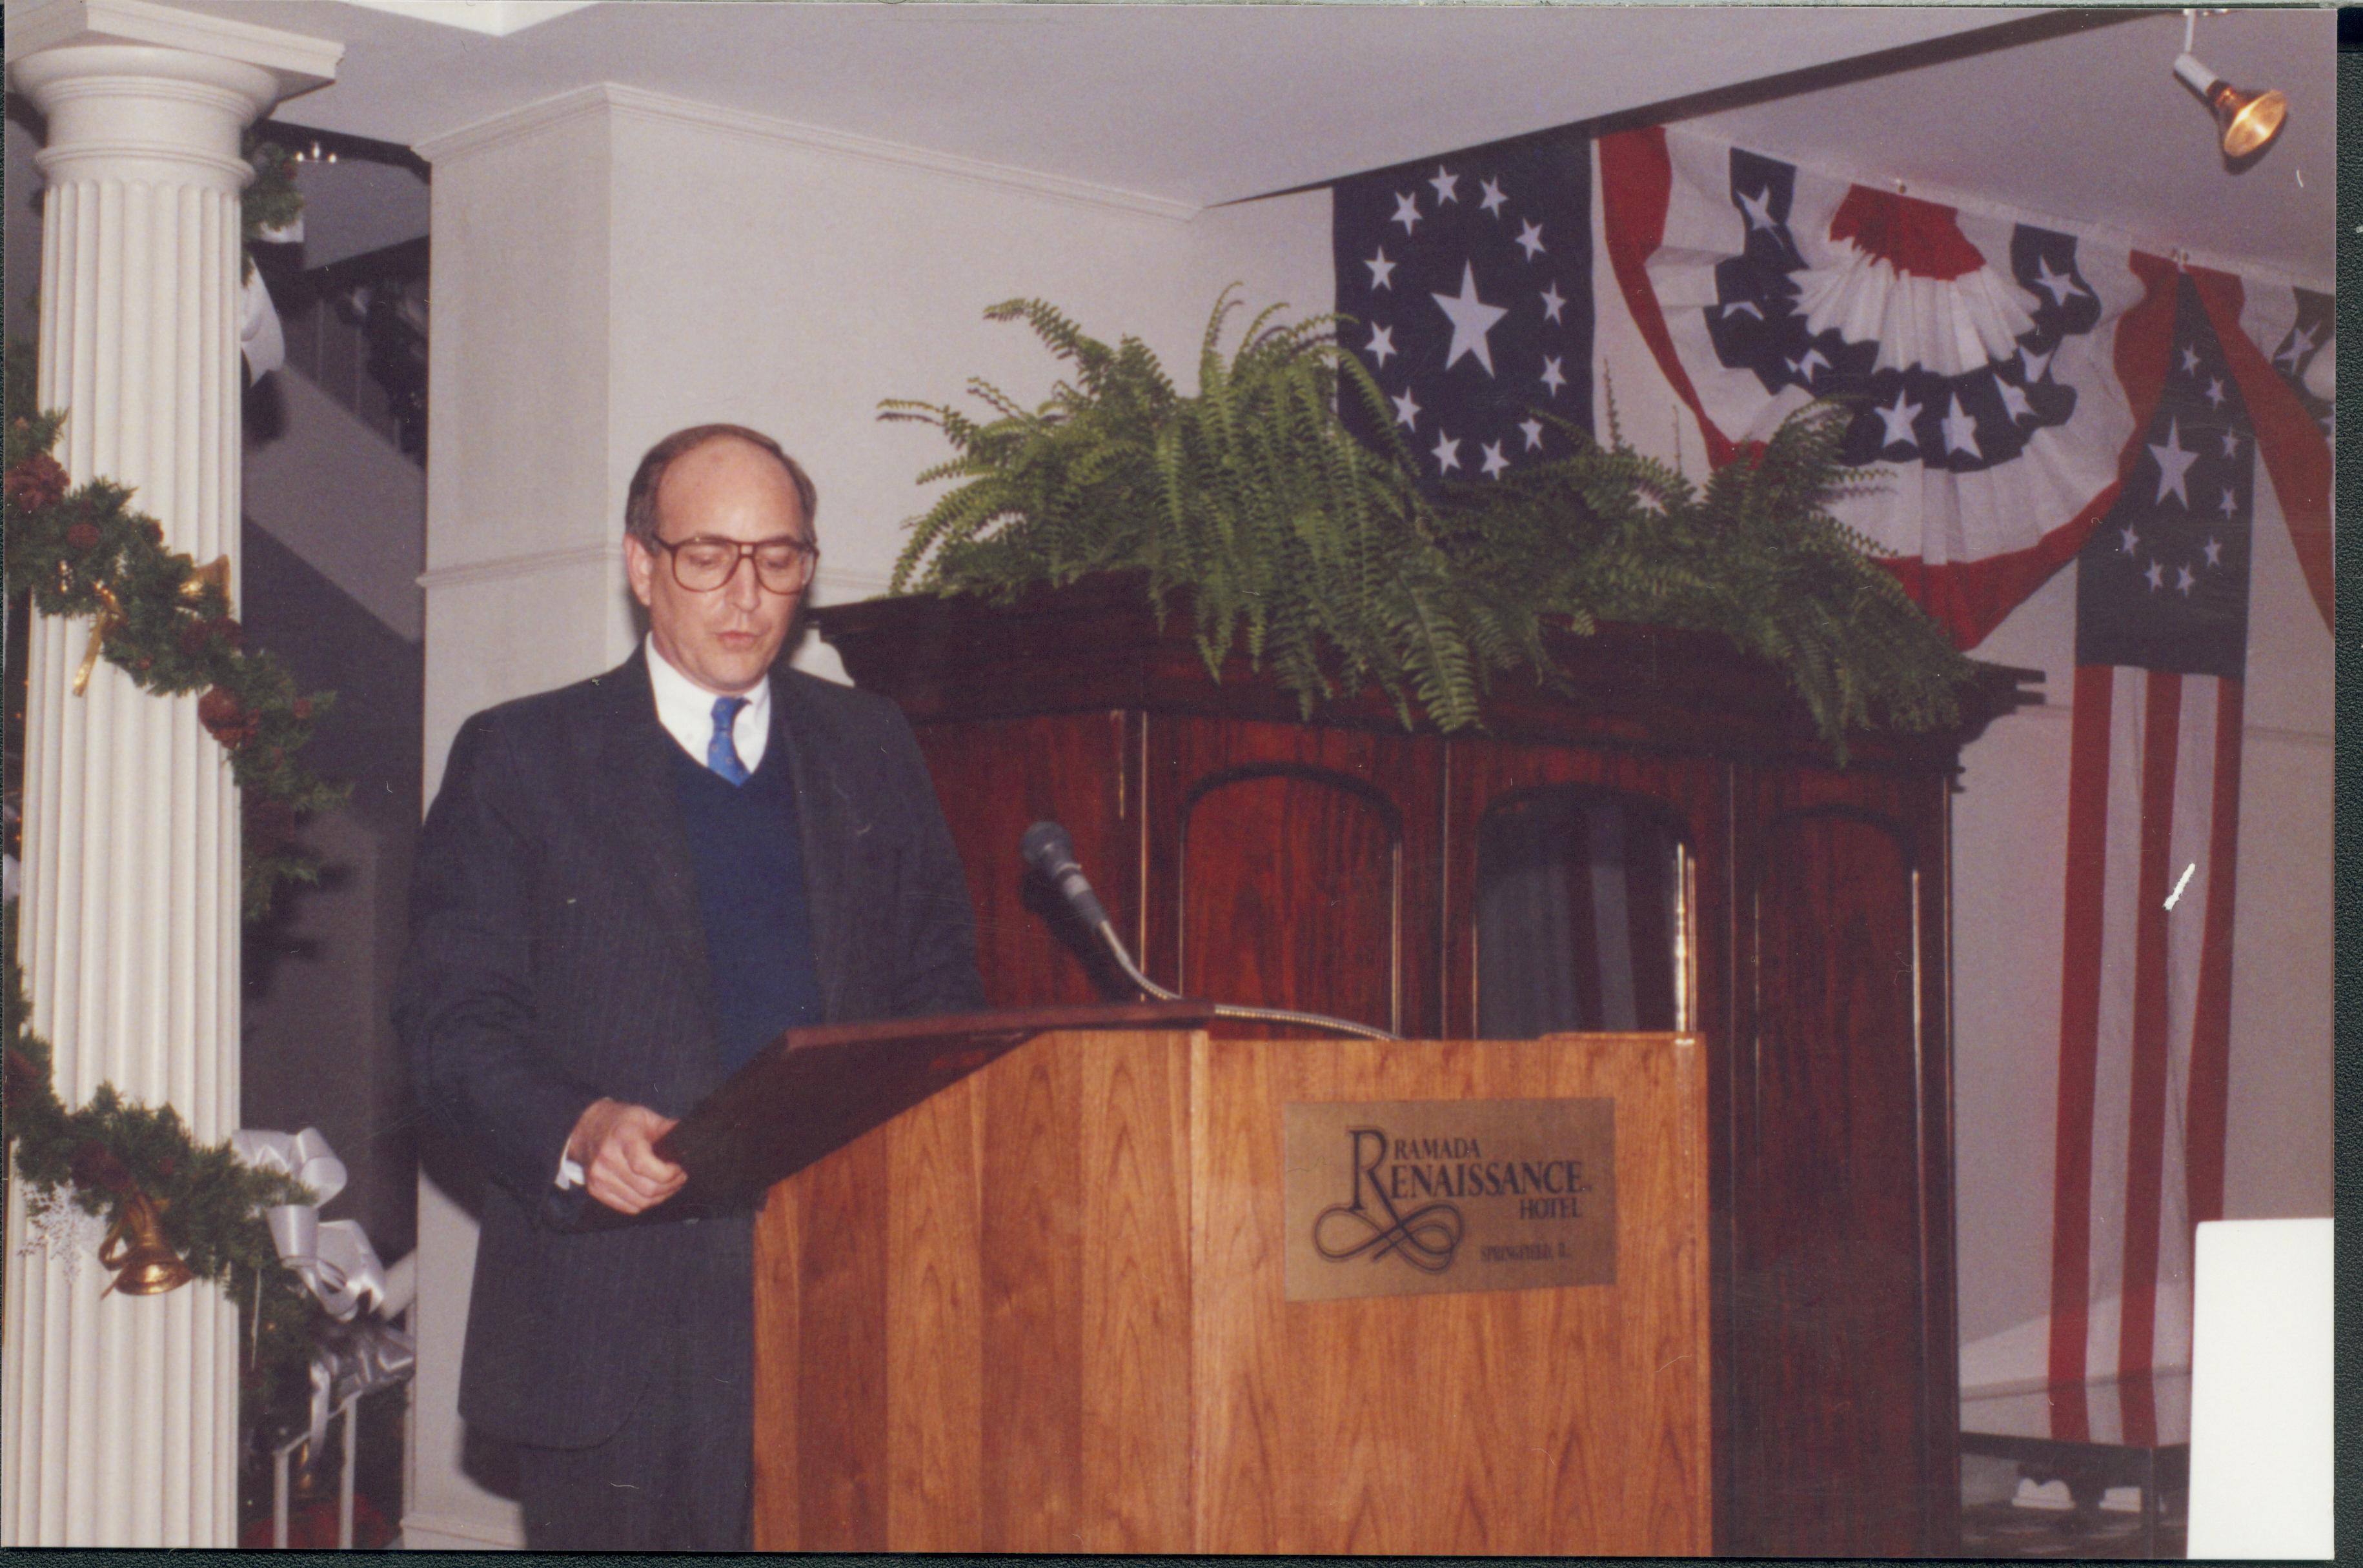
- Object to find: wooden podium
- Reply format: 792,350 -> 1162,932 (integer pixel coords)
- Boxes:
665,1009 -> 1712,1554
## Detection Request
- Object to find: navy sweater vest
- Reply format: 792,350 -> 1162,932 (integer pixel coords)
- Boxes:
669,716 -> 823,1074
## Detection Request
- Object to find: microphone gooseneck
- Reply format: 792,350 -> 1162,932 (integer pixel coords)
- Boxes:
1021,821 -> 1401,1043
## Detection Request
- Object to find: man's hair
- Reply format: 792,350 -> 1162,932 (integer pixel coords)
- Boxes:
623,423 -> 818,545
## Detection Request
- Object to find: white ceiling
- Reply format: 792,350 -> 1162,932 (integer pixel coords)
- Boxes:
146,3 -> 2050,206
23,3 -> 2336,287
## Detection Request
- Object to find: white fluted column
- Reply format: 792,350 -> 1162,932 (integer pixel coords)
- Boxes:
3,10 -> 336,1546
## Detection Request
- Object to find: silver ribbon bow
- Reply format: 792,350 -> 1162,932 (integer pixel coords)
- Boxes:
229,1127 -> 387,1321
299,1314 -> 418,1459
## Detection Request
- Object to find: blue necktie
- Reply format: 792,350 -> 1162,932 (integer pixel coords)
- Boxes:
707,695 -> 751,785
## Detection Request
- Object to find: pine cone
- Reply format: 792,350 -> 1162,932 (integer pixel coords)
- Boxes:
198,687 -> 256,747
69,1140 -> 132,1194
3,452 -> 69,513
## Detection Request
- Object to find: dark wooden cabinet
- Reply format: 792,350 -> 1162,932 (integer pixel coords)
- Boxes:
813,576 -> 2027,1557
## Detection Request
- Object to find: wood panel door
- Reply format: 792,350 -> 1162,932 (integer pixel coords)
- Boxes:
1141,716 -> 1444,1038
1730,766 -> 1959,1556
909,711 -> 1141,1009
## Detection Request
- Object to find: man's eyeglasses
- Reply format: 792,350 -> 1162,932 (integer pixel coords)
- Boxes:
647,535 -> 818,594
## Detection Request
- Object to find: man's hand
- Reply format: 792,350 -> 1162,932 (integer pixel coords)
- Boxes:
567,1098 -> 685,1215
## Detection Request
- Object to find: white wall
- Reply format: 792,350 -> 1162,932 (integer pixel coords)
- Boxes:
407,83 -> 1326,1548
600,88 -> 1332,678
1585,139 -> 2335,1380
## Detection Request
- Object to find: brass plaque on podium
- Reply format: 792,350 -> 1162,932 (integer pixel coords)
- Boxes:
1282,1098 -> 1616,1301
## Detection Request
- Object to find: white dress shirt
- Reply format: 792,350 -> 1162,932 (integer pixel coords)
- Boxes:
644,634 -> 772,772
557,637 -> 774,1190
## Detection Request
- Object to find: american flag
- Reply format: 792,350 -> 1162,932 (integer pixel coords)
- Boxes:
2045,271 -> 2253,1443
1598,125 -> 2161,649
1332,132 -> 1592,485
2260,285 -> 2334,442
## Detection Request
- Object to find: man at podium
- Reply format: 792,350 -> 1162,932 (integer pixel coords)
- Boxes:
396,424 -> 984,1550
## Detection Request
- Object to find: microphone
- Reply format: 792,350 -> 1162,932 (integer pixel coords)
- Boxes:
1020,821 -> 1400,1042
1021,821 -> 1110,932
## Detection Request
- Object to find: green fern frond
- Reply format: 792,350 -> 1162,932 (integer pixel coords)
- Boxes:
882,295 -> 1979,747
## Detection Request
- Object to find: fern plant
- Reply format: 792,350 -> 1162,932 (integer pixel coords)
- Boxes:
885,290 -> 1978,747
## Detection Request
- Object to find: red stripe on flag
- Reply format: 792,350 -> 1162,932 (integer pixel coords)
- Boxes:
2184,678 -> 2246,1227
2047,664 -> 2116,1431
2117,671 -> 2183,1384
2187,268 -> 2334,632
1878,483 -> 2120,650
2113,253 -> 2185,434
1828,184 -> 1984,281
1597,127 -> 1738,467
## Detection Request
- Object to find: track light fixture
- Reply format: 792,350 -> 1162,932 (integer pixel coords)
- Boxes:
2173,10 -> 2287,161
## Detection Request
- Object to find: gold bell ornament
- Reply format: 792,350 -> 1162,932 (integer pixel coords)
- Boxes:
98,1188 -> 196,1297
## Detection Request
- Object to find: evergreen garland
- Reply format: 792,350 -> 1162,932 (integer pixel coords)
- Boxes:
886,290 -> 1980,749
4,339 -> 345,918
1,134 -> 347,1454
3,903 -> 328,1444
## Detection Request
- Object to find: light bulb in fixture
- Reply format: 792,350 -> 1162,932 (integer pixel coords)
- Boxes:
2172,52 -> 2287,160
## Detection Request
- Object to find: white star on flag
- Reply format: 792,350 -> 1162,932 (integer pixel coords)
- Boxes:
1391,191 -> 1422,234
1942,394 -> 1982,458
1736,186 -> 1778,232
1540,356 -> 1567,396
1478,177 -> 1508,217
1430,263 -> 1509,375
2204,377 -> 2226,408
2033,256 -> 2083,307
1876,394 -> 1923,452
1480,441 -> 1510,479
1429,166 -> 1460,205
2147,418 -> 2197,506
1366,324 -> 1397,367
1365,248 -> 1397,290
2220,432 -> 2239,457
1430,431 -> 1463,474
1514,219 -> 1547,260
2144,559 -> 2165,590
2275,321 -> 2318,368
2218,487 -> 2237,518
1390,388 -> 1421,430
1539,281 -> 1567,323
1519,416 -> 1545,450
2204,536 -> 2223,567
2118,524 -> 2140,555
2179,345 -> 2202,374
2020,345 -> 2053,382
2175,563 -> 2196,596
1996,376 -> 2036,423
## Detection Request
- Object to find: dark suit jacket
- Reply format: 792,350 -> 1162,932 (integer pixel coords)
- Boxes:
394,650 -> 983,1448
